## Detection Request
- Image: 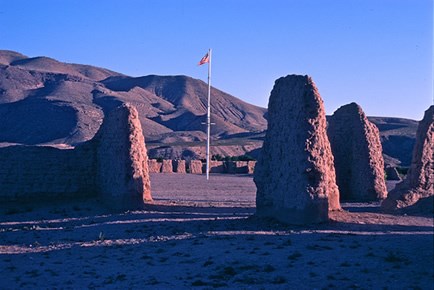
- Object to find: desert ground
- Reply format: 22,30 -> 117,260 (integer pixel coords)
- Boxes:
0,174 -> 433,289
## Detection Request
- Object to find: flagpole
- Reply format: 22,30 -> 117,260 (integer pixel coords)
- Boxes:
206,48 -> 212,180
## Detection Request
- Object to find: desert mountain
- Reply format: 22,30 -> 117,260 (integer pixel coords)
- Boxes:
0,50 -> 416,165
0,50 -> 266,148
368,117 -> 418,167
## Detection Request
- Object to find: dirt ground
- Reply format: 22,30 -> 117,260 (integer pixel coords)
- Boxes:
0,173 -> 433,289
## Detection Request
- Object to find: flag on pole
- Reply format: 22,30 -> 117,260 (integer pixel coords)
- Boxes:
198,52 -> 210,65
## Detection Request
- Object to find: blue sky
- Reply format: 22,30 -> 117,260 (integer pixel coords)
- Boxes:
1,0 -> 432,119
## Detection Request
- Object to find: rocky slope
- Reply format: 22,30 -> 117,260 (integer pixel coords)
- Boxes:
367,117 -> 418,167
0,50 -> 417,164
0,50 -> 267,148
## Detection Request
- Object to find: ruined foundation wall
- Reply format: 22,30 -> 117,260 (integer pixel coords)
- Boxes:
0,145 -> 96,201
0,103 -> 152,209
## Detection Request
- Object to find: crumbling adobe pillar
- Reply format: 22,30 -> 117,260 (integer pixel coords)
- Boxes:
94,103 -> 152,209
254,75 -> 340,225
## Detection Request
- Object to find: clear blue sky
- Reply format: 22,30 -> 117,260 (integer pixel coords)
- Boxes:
1,0 -> 432,120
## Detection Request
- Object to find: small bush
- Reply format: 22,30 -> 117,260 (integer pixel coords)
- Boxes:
384,252 -> 408,263
191,280 -> 207,286
272,276 -> 287,284
222,266 -> 236,276
287,251 -> 302,260
263,265 -> 276,272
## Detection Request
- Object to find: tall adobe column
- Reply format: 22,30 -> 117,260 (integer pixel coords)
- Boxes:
94,103 -> 152,210
382,105 -> 433,213
254,75 -> 340,225
328,102 -> 387,201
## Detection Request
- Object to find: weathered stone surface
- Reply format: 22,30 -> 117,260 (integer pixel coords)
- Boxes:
382,106 -> 433,213
385,166 -> 401,181
328,103 -> 387,201
173,160 -> 186,173
148,159 -> 162,173
254,75 -> 340,225
93,103 -> 152,208
189,160 -> 203,174
161,160 -> 173,173
247,161 -> 256,174
0,145 -> 95,200
0,103 -> 152,210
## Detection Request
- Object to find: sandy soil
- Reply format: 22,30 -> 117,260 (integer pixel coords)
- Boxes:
0,174 -> 433,289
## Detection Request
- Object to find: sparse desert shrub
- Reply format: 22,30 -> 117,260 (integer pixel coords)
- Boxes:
5,208 -> 20,215
272,276 -> 287,284
365,251 -> 376,257
116,274 -> 127,281
5,207 -> 33,215
287,251 -> 302,260
340,261 -> 351,267
263,264 -> 276,272
191,279 -> 208,287
156,248 -> 165,254
306,244 -> 333,251
282,238 -> 292,246
72,205 -> 81,211
203,259 -> 213,267
384,252 -> 409,264
222,266 -> 237,276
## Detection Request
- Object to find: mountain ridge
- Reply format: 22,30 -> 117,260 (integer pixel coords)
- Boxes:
0,50 -> 416,166
0,50 -> 267,145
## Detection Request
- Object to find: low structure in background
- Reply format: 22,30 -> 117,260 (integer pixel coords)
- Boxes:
382,105 -> 434,214
148,159 -> 163,173
0,103 -> 152,210
147,159 -> 256,174
173,160 -> 186,173
189,160 -> 204,174
254,75 -> 340,225
328,102 -> 387,201
161,160 -> 173,173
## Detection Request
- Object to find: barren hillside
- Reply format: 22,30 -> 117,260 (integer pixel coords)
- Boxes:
0,50 -> 416,164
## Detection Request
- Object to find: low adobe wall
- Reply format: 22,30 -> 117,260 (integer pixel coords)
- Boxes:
0,145 -> 95,200
0,104 -> 151,209
147,159 -> 256,174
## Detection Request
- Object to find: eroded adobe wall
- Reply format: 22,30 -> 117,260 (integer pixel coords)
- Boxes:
328,102 -> 387,201
93,103 -> 152,208
0,103 -> 152,209
0,144 -> 96,201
